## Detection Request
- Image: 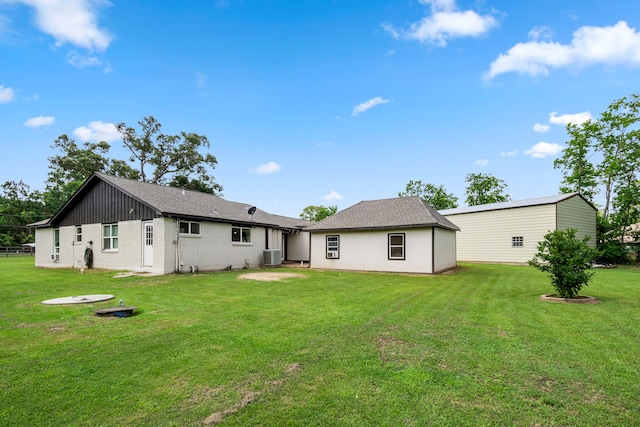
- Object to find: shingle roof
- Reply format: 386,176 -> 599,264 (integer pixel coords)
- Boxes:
304,196 -> 459,232
36,173 -> 310,230
439,193 -> 596,216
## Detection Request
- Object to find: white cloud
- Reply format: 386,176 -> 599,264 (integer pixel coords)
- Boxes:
67,51 -> 104,68
322,190 -> 343,202
528,26 -> 553,41
383,0 -> 498,47
251,161 -> 281,175
486,21 -> 640,79
352,97 -> 390,117
524,141 -> 564,158
549,111 -> 592,126
12,0 -> 112,51
500,150 -> 518,157
23,115 -> 55,128
533,123 -> 550,133
73,121 -> 119,142
0,85 -> 16,103
475,159 -> 489,166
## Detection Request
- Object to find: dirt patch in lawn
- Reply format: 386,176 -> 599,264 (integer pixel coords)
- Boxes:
237,272 -> 306,282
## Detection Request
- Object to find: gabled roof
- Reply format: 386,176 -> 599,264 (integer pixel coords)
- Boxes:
37,172 -> 310,230
439,193 -> 597,216
304,196 -> 459,232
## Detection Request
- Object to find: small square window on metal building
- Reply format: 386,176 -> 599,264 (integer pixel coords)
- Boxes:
512,236 -> 524,247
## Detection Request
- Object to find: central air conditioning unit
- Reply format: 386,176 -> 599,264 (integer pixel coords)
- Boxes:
263,249 -> 282,266
327,251 -> 338,259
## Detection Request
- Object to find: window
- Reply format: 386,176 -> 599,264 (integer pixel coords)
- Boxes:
54,228 -> 60,256
388,233 -> 405,260
75,226 -> 82,243
326,235 -> 339,259
232,226 -> 251,243
512,236 -> 524,247
179,221 -> 200,235
103,224 -> 118,250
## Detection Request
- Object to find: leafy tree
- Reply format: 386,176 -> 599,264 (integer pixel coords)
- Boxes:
45,135 -> 140,212
116,116 -> 222,194
529,228 -> 600,299
554,93 -> 640,251
398,180 -> 458,210
464,173 -> 510,206
300,205 -> 338,222
0,181 -> 46,245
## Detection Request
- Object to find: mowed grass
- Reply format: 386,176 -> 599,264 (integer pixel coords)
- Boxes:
1,257 -> 639,426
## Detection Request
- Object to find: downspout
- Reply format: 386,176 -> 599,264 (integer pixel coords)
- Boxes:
175,219 -> 181,273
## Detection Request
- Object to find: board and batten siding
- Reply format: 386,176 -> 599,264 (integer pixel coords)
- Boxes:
444,204 -> 557,263
556,196 -> 597,247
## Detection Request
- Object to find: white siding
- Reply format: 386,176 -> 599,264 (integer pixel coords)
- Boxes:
433,228 -> 457,272
556,196 -> 597,247
310,228 -> 435,274
445,204 -> 557,263
286,232 -> 310,261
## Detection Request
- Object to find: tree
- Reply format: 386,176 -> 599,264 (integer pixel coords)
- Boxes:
45,135 -> 140,213
0,181 -> 46,245
116,116 -> 222,194
554,93 -> 640,253
398,180 -> 458,210
529,229 -> 600,299
300,205 -> 338,222
464,173 -> 510,206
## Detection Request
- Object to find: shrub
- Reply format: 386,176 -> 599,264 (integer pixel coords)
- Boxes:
529,228 -> 600,299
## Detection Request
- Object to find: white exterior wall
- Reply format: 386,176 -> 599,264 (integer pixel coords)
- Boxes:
433,228 -> 457,272
173,220 -> 268,272
310,228 -> 435,274
286,232 -> 310,261
557,196 -> 597,247
444,204 -> 557,264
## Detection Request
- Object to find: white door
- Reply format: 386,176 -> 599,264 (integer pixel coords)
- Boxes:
142,222 -> 154,267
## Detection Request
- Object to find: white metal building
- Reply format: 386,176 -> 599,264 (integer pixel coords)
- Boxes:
439,193 -> 597,264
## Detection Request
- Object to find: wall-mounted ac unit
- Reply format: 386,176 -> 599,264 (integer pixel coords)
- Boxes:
263,249 -> 282,266
327,251 -> 338,259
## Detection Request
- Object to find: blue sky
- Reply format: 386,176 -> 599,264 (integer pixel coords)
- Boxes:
1,0 -> 639,218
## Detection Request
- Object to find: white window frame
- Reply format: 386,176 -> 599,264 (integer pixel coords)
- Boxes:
179,221 -> 201,235
326,235 -> 339,259
53,228 -> 60,258
75,226 -> 82,243
232,226 -> 252,244
103,224 -> 119,251
512,236 -> 524,248
388,233 -> 405,260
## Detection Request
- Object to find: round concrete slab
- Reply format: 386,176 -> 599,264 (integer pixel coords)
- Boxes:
42,294 -> 114,305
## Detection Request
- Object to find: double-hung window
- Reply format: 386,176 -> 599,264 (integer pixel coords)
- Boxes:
326,235 -> 339,259
388,233 -> 405,260
232,226 -> 251,243
179,221 -> 201,235
103,224 -> 118,250
75,226 -> 82,243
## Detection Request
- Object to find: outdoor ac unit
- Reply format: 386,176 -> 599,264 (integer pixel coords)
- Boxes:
327,251 -> 338,259
263,249 -> 282,266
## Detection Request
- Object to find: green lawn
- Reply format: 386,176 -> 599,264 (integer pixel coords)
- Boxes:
1,257 -> 639,426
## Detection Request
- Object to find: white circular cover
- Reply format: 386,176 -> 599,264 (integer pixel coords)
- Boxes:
42,294 -> 114,305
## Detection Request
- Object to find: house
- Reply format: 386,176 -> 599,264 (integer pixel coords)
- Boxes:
304,196 -> 459,274
439,193 -> 597,264
31,173 -> 310,274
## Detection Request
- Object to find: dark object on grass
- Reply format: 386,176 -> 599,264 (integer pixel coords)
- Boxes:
94,306 -> 136,317
84,247 -> 93,269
